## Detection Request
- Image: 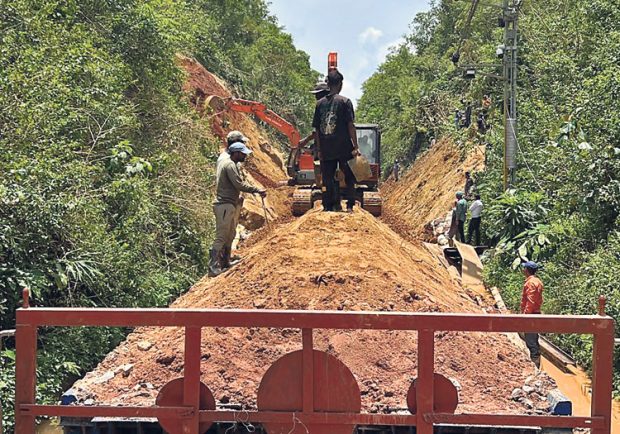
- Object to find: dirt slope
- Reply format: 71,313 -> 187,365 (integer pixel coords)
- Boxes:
178,56 -> 292,228
384,140 -> 484,238
70,207 -> 550,415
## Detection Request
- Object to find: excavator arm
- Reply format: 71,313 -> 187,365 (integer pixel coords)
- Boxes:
205,95 -> 303,177
227,99 -> 301,148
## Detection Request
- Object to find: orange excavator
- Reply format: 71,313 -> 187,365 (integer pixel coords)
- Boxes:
205,53 -> 383,216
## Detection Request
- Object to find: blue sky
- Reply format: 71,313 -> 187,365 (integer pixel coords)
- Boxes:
267,0 -> 432,105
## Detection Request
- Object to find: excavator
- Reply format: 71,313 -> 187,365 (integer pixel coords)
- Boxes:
204,53 -> 383,216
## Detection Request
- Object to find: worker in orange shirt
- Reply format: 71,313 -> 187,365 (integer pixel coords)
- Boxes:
520,261 -> 544,368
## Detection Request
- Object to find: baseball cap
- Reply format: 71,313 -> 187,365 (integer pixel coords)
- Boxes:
456,191 -> 464,198
228,142 -> 252,155
226,130 -> 248,143
521,261 -> 541,271
310,82 -> 330,94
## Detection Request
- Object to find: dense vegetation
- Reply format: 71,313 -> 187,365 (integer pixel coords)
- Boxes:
358,0 -> 620,392
0,1 -> 316,430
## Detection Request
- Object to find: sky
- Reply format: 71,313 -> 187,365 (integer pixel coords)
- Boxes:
267,0 -> 432,105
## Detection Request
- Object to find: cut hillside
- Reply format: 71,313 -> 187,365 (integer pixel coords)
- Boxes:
178,55 -> 292,228
384,140 -> 485,238
69,208 -> 551,415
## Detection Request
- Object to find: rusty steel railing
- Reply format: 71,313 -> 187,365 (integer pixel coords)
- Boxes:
14,289 -> 615,434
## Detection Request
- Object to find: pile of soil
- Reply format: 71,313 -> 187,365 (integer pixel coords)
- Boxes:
383,140 -> 485,239
177,55 -> 293,228
70,208 -> 552,415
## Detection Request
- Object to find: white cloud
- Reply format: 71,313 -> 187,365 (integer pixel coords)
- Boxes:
376,37 -> 405,63
358,27 -> 384,44
342,80 -> 362,107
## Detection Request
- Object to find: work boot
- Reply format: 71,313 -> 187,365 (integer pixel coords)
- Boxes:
208,248 -> 223,277
221,247 -> 241,269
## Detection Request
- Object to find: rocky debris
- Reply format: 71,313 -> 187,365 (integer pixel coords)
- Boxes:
523,385 -> 535,394
511,388 -> 525,400
137,341 -> 153,351
430,211 -> 455,244
115,364 -> 134,378
253,298 -> 267,309
156,354 -> 176,366
93,370 -> 115,385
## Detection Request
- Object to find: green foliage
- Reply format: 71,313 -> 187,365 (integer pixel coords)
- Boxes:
0,1 -> 316,431
359,0 -> 620,393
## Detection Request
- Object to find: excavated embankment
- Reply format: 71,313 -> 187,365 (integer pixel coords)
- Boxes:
383,139 -> 485,239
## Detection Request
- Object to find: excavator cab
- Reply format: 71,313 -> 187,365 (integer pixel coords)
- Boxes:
291,124 -> 383,216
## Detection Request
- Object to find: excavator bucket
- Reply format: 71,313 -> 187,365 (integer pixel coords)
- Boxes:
204,94 -> 228,114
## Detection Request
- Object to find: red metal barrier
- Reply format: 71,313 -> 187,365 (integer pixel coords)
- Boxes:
14,289 -> 615,434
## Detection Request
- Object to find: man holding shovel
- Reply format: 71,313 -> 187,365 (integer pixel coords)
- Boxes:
312,69 -> 359,212
209,142 -> 266,277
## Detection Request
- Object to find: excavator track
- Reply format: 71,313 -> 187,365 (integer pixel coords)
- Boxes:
362,191 -> 382,216
292,188 -> 313,216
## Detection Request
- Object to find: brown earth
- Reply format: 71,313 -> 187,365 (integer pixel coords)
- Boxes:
177,55 -> 293,228
383,139 -> 485,239
70,207 -> 551,415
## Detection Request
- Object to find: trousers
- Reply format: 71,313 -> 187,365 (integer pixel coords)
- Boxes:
212,203 -> 239,252
524,332 -> 541,368
467,217 -> 481,245
321,157 -> 356,210
457,220 -> 466,242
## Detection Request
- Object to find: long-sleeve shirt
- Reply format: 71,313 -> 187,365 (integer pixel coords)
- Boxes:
214,158 -> 260,205
469,200 -> 483,218
520,275 -> 544,314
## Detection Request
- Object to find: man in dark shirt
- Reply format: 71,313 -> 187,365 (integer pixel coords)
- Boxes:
312,69 -> 359,212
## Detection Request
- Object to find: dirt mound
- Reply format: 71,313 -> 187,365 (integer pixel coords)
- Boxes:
177,55 -> 292,227
384,140 -> 484,238
70,208 -> 550,415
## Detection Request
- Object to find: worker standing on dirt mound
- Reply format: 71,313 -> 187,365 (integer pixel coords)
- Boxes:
520,261 -> 544,368
455,192 -> 468,242
209,142 -> 266,277
312,69 -> 360,212
300,82 -> 331,206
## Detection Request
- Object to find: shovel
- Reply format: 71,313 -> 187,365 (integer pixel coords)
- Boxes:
261,196 -> 271,229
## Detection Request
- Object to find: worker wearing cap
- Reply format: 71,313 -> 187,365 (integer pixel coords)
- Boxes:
220,131 -> 250,265
455,192 -> 467,242
299,82 -> 331,151
312,69 -> 359,212
520,261 -> 544,368
299,82 -> 332,206
210,142 -> 266,277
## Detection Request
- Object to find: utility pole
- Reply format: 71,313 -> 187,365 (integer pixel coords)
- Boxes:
502,0 -> 520,190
